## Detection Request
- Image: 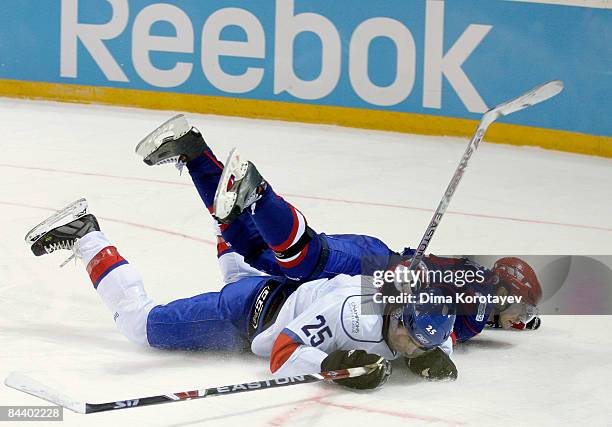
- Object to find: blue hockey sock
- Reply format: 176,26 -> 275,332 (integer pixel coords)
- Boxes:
185,150 -> 283,276
251,186 -> 322,279
186,150 -> 224,209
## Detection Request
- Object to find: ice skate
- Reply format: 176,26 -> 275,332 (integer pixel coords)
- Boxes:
213,148 -> 267,224
135,114 -> 208,173
25,198 -> 100,266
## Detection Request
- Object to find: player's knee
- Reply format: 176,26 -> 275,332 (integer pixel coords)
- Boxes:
275,228 -> 323,279
114,298 -> 156,347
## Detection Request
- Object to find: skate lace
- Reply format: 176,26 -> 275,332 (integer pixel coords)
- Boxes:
244,184 -> 266,211
44,239 -> 81,268
154,155 -> 185,175
175,160 -> 186,175
44,239 -> 76,254
156,155 -> 180,166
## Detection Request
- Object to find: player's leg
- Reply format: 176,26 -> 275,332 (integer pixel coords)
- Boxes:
148,273 -> 300,351
213,149 -> 395,280
76,230 -> 157,346
214,226 -> 269,285
26,202 -> 155,346
135,115 -> 281,275
136,117 -> 394,280
145,282 -> 253,352
25,200 -> 261,351
78,229 -> 255,351
185,147 -> 281,275
212,149 -> 322,279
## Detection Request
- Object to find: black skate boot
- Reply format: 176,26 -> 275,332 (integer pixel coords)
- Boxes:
135,114 -> 208,172
25,199 -> 100,265
213,148 -> 267,224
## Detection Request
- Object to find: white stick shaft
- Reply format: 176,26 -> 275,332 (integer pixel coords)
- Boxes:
406,80 -> 564,277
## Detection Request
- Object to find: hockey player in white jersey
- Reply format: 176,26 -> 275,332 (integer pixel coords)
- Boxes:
25,197 -> 455,390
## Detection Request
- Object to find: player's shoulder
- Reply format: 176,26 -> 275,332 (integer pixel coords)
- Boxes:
338,293 -> 385,344
307,274 -> 364,302
325,274 -> 363,287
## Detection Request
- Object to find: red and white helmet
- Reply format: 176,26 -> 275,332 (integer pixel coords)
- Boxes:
493,257 -> 542,306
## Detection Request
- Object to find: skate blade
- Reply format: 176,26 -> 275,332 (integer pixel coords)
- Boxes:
24,198 -> 89,245
213,148 -> 247,221
135,114 -> 191,159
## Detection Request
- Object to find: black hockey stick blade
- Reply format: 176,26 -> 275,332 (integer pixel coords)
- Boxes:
5,364 -> 378,414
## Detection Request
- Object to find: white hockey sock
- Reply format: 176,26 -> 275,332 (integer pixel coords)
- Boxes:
213,221 -> 265,284
75,231 -> 156,346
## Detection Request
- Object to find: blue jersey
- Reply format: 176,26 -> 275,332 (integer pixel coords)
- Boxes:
450,280 -> 497,342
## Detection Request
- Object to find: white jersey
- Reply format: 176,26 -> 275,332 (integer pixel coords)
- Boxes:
251,274 -> 400,377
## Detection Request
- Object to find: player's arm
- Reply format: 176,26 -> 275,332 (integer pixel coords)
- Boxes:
271,329 -> 391,390
269,327 -> 329,377
269,296 -> 391,389
268,291 -> 343,377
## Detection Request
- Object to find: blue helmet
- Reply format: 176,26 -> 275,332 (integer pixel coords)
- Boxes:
402,291 -> 456,349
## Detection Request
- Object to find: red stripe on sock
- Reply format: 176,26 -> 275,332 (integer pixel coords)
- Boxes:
276,244 -> 309,269
87,246 -> 126,286
216,235 -> 233,257
204,151 -> 224,171
270,206 -> 300,252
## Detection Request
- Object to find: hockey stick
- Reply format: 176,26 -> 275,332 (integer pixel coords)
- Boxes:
5,364 -> 378,414
393,80 -> 564,303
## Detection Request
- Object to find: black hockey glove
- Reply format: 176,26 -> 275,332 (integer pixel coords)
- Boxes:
321,350 -> 392,390
405,347 -> 458,381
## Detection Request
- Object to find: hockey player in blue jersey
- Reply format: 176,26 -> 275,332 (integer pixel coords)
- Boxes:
138,116 -> 541,315
210,125 -> 541,340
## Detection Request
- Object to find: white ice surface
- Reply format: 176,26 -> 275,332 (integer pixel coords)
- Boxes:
0,98 -> 611,426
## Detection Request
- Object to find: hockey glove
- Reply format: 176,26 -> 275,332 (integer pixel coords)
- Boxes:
405,347 -> 458,381
321,350 -> 392,390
